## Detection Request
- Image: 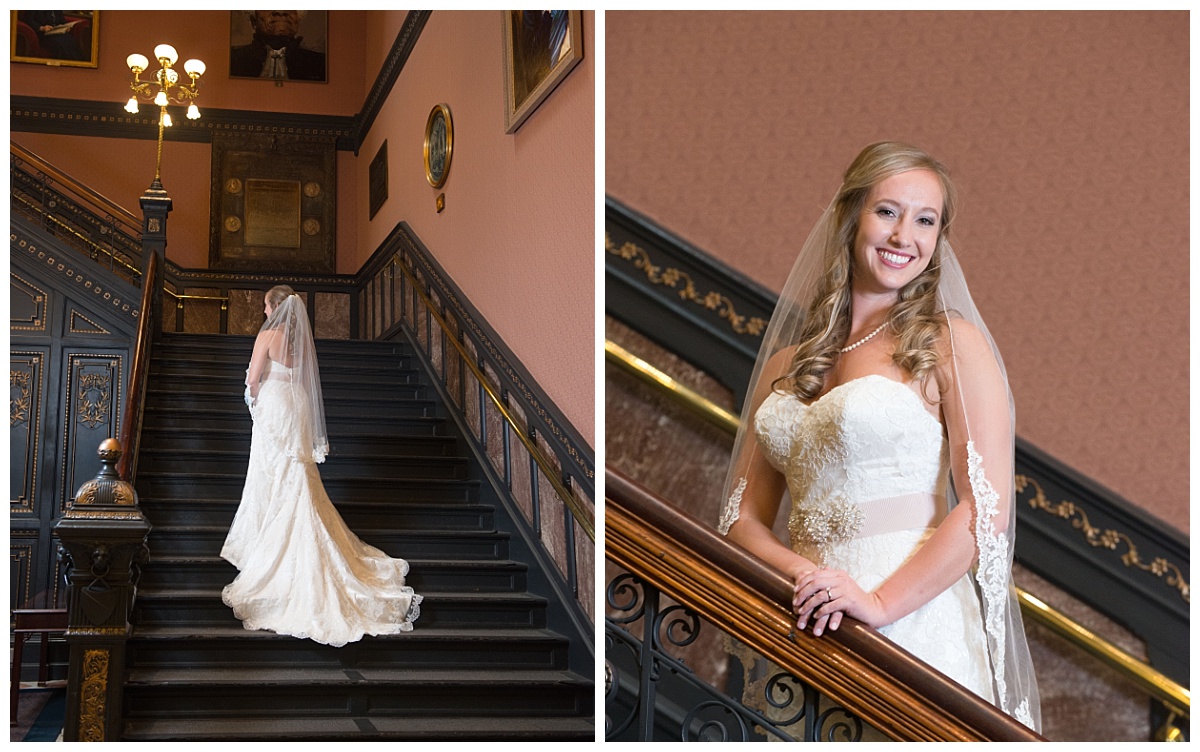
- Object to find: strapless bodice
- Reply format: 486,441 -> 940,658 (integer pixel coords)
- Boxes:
754,374 -> 950,558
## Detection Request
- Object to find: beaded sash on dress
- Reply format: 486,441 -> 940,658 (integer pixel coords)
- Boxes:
748,375 -> 949,561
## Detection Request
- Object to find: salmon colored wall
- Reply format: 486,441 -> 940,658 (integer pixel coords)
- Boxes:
356,11 -> 596,447
10,133 -> 358,272
606,11 -> 1188,532
9,10 -> 370,270
11,11 -> 595,446
10,10 -> 365,114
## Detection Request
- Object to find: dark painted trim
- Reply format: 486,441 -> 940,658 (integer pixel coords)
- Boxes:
605,196 -> 776,407
355,10 -> 431,155
604,194 -> 1190,686
376,221 -> 595,496
11,11 -> 432,155
11,95 -> 356,151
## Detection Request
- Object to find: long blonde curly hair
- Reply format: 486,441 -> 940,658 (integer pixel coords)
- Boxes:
776,142 -> 958,400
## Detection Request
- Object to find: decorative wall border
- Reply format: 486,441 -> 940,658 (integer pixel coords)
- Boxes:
605,196 -> 776,406
605,193 -> 1191,685
391,224 -> 594,490
12,228 -> 140,320
356,10 -> 431,153
1019,475 -> 1188,604
606,233 -> 768,337
11,96 -> 355,151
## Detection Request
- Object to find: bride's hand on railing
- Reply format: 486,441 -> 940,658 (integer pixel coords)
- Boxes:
793,568 -> 886,636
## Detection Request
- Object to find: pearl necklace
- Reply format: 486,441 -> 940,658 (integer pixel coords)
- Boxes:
840,322 -> 888,353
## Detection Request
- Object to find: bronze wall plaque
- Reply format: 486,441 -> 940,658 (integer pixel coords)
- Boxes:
210,132 -> 336,273
245,179 -> 301,248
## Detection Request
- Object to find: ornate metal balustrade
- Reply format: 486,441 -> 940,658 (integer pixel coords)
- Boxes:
606,571 -> 871,742
11,142 -> 143,286
606,467 -> 1045,742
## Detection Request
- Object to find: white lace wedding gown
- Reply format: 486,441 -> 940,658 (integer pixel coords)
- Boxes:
220,359 -> 422,647
754,374 -> 994,702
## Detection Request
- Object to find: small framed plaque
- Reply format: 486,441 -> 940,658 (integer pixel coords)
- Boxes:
369,141 -> 388,220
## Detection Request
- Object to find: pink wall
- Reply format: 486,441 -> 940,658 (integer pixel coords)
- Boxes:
10,132 -> 358,272
356,11 -> 596,447
10,10 -> 367,269
10,10 -> 595,448
606,11 -> 1188,533
11,10 -> 366,114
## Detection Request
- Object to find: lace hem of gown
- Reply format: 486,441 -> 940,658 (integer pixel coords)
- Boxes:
222,378 -> 421,647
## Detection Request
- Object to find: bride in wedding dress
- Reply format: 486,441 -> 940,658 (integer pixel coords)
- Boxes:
719,143 -> 1040,731
220,285 -> 422,647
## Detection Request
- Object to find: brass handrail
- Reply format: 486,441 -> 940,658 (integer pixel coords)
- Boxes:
397,254 -> 594,541
607,467 -> 1045,741
11,140 -> 141,227
164,288 -> 229,310
11,191 -> 142,280
605,337 -> 1190,719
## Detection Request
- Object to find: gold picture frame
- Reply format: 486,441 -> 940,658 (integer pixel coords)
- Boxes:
424,103 -> 453,189
502,10 -> 583,134
10,11 -> 99,68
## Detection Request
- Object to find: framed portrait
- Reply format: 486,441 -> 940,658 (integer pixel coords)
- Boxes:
11,10 -> 99,68
502,10 -> 583,134
229,10 -> 327,83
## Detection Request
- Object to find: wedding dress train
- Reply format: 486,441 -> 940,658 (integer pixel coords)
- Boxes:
220,360 -> 422,647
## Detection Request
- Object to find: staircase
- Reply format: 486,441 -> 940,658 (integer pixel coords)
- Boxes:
121,332 -> 593,741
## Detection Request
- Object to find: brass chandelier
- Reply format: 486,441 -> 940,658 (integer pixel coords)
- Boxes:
122,44 -> 205,190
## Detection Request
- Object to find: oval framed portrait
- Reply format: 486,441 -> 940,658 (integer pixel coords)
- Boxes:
423,103 -> 453,189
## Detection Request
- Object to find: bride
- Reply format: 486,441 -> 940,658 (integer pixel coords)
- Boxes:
221,285 -> 422,647
720,142 -> 1040,731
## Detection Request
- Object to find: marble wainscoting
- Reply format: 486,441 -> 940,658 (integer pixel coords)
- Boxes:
604,316 -> 1166,741
164,287 -> 352,339
313,292 -> 350,340
228,288 -> 264,335
1013,566 -> 1153,741
604,316 -> 739,699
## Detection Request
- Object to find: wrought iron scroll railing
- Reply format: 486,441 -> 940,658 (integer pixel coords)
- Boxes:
605,337 -> 1192,729
11,141 -> 143,285
606,468 -> 1044,742
360,230 -> 595,634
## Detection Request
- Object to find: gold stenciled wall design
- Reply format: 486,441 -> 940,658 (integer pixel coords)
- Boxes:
10,226 -> 138,612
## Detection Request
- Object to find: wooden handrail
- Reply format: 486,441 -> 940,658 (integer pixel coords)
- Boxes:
11,140 -> 140,228
117,251 -> 159,483
606,467 -> 1045,742
606,337 -> 1190,719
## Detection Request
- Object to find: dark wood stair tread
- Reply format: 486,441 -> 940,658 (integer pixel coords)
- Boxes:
120,715 -> 594,741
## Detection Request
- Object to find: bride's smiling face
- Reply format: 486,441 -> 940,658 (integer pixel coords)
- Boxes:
264,293 -> 274,317
851,169 -> 943,298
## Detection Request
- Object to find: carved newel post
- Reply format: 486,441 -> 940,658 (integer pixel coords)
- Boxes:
139,184 -> 171,328
54,438 -> 151,742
